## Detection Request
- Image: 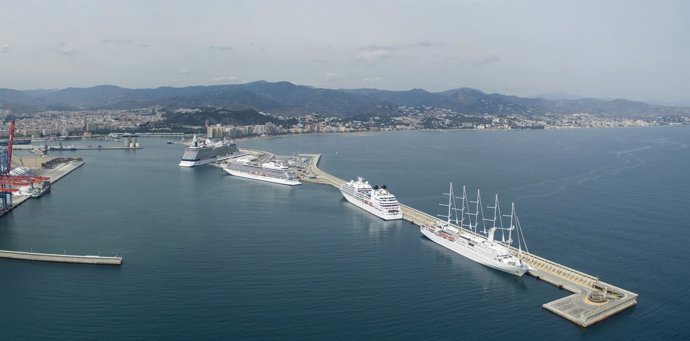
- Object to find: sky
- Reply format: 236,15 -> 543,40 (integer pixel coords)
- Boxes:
1,0 -> 688,104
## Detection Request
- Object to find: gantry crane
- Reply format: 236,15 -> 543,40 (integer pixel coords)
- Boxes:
0,120 -> 50,211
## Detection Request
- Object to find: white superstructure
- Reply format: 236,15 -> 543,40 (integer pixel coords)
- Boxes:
261,161 -> 289,171
179,135 -> 238,167
224,163 -> 301,186
421,183 -> 529,276
339,177 -> 402,220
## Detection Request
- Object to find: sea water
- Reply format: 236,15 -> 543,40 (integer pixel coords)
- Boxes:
1,126 -> 688,339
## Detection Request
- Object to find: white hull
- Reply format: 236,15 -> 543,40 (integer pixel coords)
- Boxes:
421,228 -> 527,276
224,168 -> 301,186
341,191 -> 403,221
179,155 -> 235,167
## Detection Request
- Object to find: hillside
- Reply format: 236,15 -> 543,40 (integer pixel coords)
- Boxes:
1,81 -> 688,118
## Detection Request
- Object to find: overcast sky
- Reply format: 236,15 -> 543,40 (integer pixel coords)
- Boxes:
1,0 -> 688,103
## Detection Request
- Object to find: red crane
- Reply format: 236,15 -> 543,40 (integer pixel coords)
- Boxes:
0,120 -> 50,210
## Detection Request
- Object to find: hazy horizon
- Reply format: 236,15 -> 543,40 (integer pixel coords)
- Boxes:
1,0 -> 688,105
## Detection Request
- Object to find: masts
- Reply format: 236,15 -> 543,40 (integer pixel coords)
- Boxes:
440,182 -> 528,252
438,182 -> 463,225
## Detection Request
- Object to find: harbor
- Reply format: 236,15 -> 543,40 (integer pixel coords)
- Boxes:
2,128 -> 685,339
300,152 -> 638,327
0,156 -> 124,265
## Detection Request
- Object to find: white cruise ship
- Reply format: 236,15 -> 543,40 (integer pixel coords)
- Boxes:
224,162 -> 301,186
179,136 -> 239,167
339,177 -> 402,220
420,183 -> 529,276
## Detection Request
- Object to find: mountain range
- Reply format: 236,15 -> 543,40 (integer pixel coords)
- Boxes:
1,81 -> 688,118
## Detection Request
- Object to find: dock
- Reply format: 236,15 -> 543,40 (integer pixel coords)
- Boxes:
301,153 -> 637,327
9,159 -> 85,209
12,145 -> 141,151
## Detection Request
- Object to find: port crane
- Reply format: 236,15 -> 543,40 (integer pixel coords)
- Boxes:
0,120 -> 50,212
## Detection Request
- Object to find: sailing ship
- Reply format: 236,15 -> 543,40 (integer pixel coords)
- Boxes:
420,183 -> 529,276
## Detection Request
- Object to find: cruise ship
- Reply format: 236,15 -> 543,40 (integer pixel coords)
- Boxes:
178,136 -> 239,167
339,177 -> 402,220
223,161 -> 301,186
420,183 -> 529,276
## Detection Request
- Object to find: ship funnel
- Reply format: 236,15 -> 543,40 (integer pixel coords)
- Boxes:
373,185 -> 379,190
382,185 -> 387,190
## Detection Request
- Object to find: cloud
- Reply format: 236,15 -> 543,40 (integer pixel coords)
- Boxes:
212,76 -> 243,83
0,44 -> 9,53
55,42 -> 76,57
101,39 -> 149,47
209,44 -> 233,51
363,76 -> 383,83
322,72 -> 339,84
178,69 -> 191,75
472,55 -> 501,67
356,47 -> 393,64
415,41 -> 437,48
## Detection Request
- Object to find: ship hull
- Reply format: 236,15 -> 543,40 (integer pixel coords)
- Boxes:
179,155 -> 235,167
341,191 -> 403,221
224,168 -> 301,186
421,228 -> 527,276
179,142 -> 238,167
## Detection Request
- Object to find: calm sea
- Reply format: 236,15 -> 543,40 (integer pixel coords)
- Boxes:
1,127 -> 688,339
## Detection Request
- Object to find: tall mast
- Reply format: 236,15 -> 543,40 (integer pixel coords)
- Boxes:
513,203 -> 529,253
507,202 -> 515,245
485,193 -> 506,241
438,182 -> 454,224
457,185 -> 466,226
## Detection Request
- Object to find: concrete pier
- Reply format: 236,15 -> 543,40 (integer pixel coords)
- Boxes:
302,153 -> 637,327
12,145 -> 141,150
0,250 -> 122,265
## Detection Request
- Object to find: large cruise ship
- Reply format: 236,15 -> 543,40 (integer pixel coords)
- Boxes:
339,177 -> 402,220
178,136 -> 239,167
420,183 -> 529,276
223,161 -> 301,186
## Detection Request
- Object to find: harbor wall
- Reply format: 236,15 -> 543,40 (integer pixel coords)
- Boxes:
0,250 -> 122,265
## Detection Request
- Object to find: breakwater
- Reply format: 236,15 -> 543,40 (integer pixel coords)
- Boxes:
301,153 -> 637,327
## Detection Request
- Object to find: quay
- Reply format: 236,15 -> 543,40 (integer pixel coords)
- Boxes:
301,153 -> 637,327
12,145 -> 142,151
9,158 -> 85,209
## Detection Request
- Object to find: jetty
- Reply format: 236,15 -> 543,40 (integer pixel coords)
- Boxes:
12,145 -> 141,151
301,153 -> 637,327
0,250 -> 122,265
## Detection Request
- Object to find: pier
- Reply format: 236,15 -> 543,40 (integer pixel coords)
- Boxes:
0,250 -> 122,265
12,145 -> 142,151
301,153 -> 637,327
